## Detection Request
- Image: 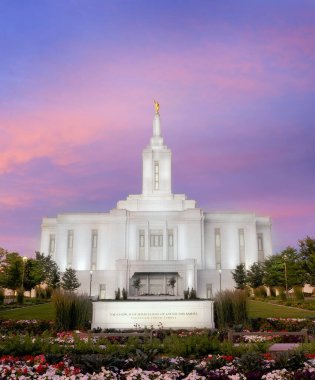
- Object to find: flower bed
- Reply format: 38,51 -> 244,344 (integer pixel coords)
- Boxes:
249,317 -> 315,334
0,319 -> 314,378
0,353 -> 314,379
0,319 -> 53,335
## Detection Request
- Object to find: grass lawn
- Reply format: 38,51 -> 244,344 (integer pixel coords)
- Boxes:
0,302 -> 55,320
248,299 -> 315,318
0,299 -> 314,321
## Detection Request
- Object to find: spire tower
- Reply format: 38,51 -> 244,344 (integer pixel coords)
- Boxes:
142,101 -> 172,196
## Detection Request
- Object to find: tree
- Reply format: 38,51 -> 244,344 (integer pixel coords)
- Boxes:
35,253 -> 60,288
0,252 -> 45,296
61,268 -> 81,291
264,248 -> 305,290
23,259 -> 45,295
263,255 -> 285,288
168,277 -> 176,295
247,262 -> 264,288
231,264 -> 247,289
132,278 -> 142,295
0,252 -> 24,291
298,236 -> 315,286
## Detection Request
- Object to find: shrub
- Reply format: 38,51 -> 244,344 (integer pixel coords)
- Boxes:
278,287 -> 287,301
214,289 -> 248,328
0,289 -> 4,305
122,288 -> 128,300
189,288 -> 197,299
16,288 -> 24,304
183,289 -> 189,299
53,291 -> 91,331
237,351 -> 265,373
0,334 -> 44,356
163,332 -> 220,357
253,286 -> 267,298
46,286 -> 53,299
115,288 -> 121,300
293,286 -> 304,301
275,351 -> 306,371
35,286 -> 46,299
0,320 -> 53,335
259,286 -> 267,298
269,286 -> 276,297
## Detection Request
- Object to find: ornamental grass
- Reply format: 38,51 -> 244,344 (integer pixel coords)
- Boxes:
52,290 -> 91,331
214,289 -> 248,329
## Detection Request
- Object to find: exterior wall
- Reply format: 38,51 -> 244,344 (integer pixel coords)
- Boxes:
41,209 -> 272,298
197,269 -> 236,298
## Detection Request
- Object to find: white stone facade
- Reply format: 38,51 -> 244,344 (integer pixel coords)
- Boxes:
40,108 -> 272,298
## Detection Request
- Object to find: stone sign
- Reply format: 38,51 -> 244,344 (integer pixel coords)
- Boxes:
92,300 -> 214,329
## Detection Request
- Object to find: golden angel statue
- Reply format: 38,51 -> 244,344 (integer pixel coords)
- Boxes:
154,99 -> 160,114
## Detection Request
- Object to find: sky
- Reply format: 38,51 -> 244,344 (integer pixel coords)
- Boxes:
0,0 -> 314,256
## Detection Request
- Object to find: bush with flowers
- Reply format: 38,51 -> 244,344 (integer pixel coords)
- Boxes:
0,318 -> 314,378
0,319 -> 53,335
0,352 -> 314,379
249,317 -> 315,334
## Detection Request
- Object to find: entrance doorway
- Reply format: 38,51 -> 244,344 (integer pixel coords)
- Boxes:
130,273 -> 178,296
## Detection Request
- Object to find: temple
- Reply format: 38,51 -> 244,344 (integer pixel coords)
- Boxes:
40,104 -> 272,298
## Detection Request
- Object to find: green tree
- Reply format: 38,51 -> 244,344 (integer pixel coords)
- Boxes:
281,247 -> 305,288
298,236 -> 315,286
263,255 -> 285,288
35,252 -> 60,288
23,259 -> 45,295
0,252 -> 24,291
247,262 -> 264,288
61,268 -> 81,291
264,248 -> 305,289
231,264 -> 247,289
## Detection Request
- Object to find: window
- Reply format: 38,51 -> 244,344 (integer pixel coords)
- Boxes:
139,230 -> 145,247
215,228 -> 221,268
49,234 -> 55,254
91,230 -> 98,269
67,230 -> 73,249
150,231 -> 163,247
215,229 -> 221,248
239,228 -> 245,264
154,161 -> 159,190
99,284 -> 106,300
239,229 -> 245,247
257,233 -> 264,251
92,230 -> 98,249
67,230 -> 73,268
168,233 -> 173,247
257,233 -> 264,262
206,284 -> 213,299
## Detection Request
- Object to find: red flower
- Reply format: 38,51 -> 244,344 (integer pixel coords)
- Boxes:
222,355 -> 234,362
35,364 -> 47,374
261,353 -> 273,361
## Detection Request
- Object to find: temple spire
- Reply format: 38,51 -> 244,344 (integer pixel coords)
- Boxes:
151,100 -> 163,145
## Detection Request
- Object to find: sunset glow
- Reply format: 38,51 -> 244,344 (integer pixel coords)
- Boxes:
1,1 -> 314,255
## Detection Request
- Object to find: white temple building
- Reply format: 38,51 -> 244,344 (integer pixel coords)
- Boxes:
40,104 -> 272,299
